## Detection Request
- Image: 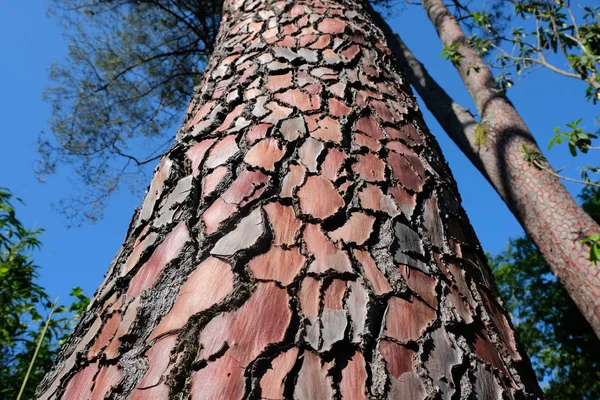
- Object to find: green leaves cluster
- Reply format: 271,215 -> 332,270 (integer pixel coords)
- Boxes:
0,188 -> 89,400
0,188 -> 45,348
440,43 -> 465,66
549,118 -> 598,156
546,117 -> 599,192
489,186 -> 600,399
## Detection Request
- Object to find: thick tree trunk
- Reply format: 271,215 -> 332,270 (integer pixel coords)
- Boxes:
397,0 -> 600,338
38,0 -> 543,398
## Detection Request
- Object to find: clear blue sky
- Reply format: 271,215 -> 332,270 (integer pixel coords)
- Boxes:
0,1 -> 597,303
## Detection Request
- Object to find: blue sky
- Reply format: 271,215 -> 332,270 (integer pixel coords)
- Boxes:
0,1 -> 597,303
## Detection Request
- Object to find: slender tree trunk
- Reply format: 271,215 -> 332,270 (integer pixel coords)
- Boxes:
374,0 -> 600,337
38,0 -> 543,398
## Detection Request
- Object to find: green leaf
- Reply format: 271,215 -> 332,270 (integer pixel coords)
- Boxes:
569,142 -> 578,156
593,242 -> 600,262
441,43 -> 465,67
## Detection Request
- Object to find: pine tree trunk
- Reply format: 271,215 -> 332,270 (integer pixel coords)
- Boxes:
38,0 -> 544,398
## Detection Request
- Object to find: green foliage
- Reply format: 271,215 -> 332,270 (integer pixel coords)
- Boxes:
0,188 -> 89,400
549,119 -> 598,156
0,188 -> 45,349
547,118 -> 599,188
489,186 -> 600,399
440,43 -> 465,66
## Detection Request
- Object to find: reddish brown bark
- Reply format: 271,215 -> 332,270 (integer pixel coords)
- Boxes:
38,0 -> 543,398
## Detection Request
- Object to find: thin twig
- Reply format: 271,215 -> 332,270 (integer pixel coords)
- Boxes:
533,160 -> 600,188
545,0 -> 573,62
17,298 -> 59,400
490,43 -> 582,79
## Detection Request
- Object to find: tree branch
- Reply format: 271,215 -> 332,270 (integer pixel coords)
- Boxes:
532,160 -> 600,188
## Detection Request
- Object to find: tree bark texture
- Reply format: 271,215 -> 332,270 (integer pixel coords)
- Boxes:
38,0 -> 543,399
364,11 -> 484,175
410,0 -> 600,338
